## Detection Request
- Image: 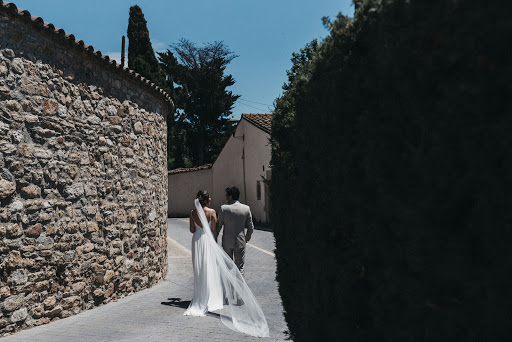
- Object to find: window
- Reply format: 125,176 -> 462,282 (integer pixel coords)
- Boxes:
256,180 -> 261,200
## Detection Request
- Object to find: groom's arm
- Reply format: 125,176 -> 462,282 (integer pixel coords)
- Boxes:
245,209 -> 254,242
217,207 -> 224,241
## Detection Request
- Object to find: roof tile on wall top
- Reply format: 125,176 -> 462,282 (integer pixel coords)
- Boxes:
0,0 -> 174,111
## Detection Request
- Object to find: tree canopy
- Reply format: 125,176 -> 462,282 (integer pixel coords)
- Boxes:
159,39 -> 239,167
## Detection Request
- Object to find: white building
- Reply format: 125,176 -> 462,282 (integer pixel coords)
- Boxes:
168,114 -> 272,223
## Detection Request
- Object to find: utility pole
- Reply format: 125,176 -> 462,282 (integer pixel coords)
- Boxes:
121,35 -> 126,67
242,137 -> 247,204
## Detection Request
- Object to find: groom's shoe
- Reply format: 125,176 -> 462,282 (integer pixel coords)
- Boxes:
235,298 -> 244,306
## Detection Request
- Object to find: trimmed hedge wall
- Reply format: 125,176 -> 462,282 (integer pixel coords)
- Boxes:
271,1 -> 512,341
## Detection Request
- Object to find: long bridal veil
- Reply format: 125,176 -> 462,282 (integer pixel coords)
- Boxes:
194,199 -> 269,338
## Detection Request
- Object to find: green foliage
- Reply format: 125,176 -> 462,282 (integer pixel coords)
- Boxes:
271,0 -> 512,340
270,36 -> 320,339
127,5 -> 164,86
159,40 -> 239,166
167,123 -> 191,169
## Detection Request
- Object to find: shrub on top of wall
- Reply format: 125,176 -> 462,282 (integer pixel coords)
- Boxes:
271,1 -> 512,340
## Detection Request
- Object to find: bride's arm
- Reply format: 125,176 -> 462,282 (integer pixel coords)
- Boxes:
189,210 -> 196,233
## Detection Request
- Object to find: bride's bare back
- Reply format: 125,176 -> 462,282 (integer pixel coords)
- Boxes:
190,207 -> 218,238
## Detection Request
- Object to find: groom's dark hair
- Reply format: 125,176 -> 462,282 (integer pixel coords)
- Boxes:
226,186 -> 240,201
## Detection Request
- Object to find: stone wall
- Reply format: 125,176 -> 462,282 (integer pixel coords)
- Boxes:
0,3 -> 170,335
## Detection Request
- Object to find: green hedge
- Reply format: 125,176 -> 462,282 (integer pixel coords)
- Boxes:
271,1 -> 512,340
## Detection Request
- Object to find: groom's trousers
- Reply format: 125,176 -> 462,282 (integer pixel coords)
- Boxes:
223,247 -> 245,276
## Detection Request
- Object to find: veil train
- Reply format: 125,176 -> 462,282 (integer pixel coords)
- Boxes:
194,199 -> 269,338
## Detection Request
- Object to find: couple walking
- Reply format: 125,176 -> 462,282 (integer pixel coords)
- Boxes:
183,187 -> 269,338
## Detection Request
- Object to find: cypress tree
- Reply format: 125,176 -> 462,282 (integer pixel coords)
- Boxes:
127,5 -> 164,86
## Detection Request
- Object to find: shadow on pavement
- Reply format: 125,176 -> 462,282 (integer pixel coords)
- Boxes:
161,298 -> 221,318
254,224 -> 273,232
162,297 -> 190,309
161,298 -> 220,318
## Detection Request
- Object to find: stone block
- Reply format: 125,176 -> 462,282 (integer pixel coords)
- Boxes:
134,121 -> 143,134
45,306 -> 62,318
6,223 -> 22,238
1,294 -> 24,312
6,100 -> 21,112
5,250 -> 21,268
25,223 -> 42,237
43,296 -> 56,309
9,308 -> 28,323
104,270 -> 115,283
108,116 -> 122,124
71,282 -> 85,293
42,99 -> 58,114
33,317 -> 50,326
62,296 -> 80,309
0,61 -> 8,75
33,148 -> 53,160
8,269 -> 28,285
36,236 -> 54,250
0,179 -> 15,199
30,304 -> 44,319
11,58 -> 24,74
64,182 -> 84,200
21,184 -> 41,198
34,280 -> 50,292
18,143 -> 34,157
1,168 -> 14,182
93,289 -> 104,297
105,282 -> 115,297
87,222 -> 98,233
9,200 -> 24,212
0,286 -> 11,298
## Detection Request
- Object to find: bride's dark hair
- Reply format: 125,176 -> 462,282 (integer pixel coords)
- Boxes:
196,190 -> 210,207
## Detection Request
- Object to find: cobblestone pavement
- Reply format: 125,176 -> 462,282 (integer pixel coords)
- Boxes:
1,219 -> 290,342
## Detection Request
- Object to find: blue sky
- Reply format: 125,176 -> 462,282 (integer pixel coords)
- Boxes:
13,0 -> 354,119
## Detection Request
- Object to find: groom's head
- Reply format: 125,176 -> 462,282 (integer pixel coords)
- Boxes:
225,187 -> 240,202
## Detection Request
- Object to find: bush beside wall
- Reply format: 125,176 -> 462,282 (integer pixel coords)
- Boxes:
271,1 -> 512,340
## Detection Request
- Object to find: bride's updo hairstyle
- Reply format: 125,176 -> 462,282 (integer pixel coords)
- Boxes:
196,190 -> 210,207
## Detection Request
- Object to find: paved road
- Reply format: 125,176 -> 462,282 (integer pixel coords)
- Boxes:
1,219 -> 290,342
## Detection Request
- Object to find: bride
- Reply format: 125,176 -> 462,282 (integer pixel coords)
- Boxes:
184,190 -> 269,338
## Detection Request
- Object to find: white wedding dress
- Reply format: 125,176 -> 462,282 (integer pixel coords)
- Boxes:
184,215 -> 223,316
183,199 -> 269,338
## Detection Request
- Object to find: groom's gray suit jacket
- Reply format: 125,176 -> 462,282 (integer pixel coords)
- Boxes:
218,200 -> 254,249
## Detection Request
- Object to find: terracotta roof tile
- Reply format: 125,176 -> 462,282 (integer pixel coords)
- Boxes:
0,1 -> 174,110
168,164 -> 212,175
242,113 -> 272,134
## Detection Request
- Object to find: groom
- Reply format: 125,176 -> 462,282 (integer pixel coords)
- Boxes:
217,186 -> 254,276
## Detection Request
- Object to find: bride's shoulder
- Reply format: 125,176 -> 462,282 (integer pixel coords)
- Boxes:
204,207 -> 217,216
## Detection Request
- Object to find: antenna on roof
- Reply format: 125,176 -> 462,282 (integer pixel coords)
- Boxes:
121,35 -> 126,67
